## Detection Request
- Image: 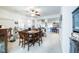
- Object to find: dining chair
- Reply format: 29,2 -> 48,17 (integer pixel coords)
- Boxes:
22,32 -> 36,51
7,28 -> 12,41
39,31 -> 43,43
28,28 -> 31,31
41,28 -> 46,37
28,32 -> 40,46
18,31 -> 23,47
34,33 -> 40,46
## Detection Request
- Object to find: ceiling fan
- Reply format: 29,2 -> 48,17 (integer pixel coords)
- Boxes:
26,7 -> 40,16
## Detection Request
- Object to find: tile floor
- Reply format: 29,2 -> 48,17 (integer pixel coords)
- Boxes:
8,32 -> 62,53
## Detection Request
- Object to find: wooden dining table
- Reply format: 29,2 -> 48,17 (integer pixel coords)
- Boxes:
26,30 -> 40,38
27,30 -> 39,34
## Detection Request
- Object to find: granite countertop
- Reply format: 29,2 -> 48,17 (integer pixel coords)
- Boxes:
70,36 -> 79,42
69,32 -> 79,41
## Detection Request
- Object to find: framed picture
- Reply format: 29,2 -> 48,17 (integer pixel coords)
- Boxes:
72,7 -> 79,33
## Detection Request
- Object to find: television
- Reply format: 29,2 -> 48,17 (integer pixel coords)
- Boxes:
72,7 -> 79,33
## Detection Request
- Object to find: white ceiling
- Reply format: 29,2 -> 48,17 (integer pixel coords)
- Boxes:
0,6 -> 61,17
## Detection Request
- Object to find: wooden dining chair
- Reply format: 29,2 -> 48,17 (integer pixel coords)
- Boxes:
33,33 -> 40,46
28,28 -> 31,31
41,28 -> 46,37
22,32 -> 35,51
29,33 -> 36,46
28,32 -> 40,46
22,32 -> 28,46
39,31 -> 43,43
7,28 -> 12,41
18,31 -> 24,47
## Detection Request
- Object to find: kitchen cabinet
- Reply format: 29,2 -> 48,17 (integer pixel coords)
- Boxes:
70,37 -> 79,53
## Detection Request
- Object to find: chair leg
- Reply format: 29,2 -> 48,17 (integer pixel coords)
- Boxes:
33,40 -> 35,46
22,41 -> 24,47
23,40 -> 26,48
33,42 -> 35,46
41,38 -> 43,43
28,43 -> 29,51
19,39 -> 22,46
19,38 -> 20,46
38,40 -> 40,46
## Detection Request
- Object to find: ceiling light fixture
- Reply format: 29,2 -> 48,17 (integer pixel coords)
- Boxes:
26,7 -> 41,17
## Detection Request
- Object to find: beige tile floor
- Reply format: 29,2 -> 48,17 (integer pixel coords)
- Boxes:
8,32 -> 62,53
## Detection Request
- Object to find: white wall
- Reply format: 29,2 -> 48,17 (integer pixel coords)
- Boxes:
0,8 -> 31,28
0,19 -> 15,28
60,6 -> 77,53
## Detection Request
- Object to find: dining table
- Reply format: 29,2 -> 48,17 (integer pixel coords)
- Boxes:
27,30 -> 39,34
26,30 -> 40,38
